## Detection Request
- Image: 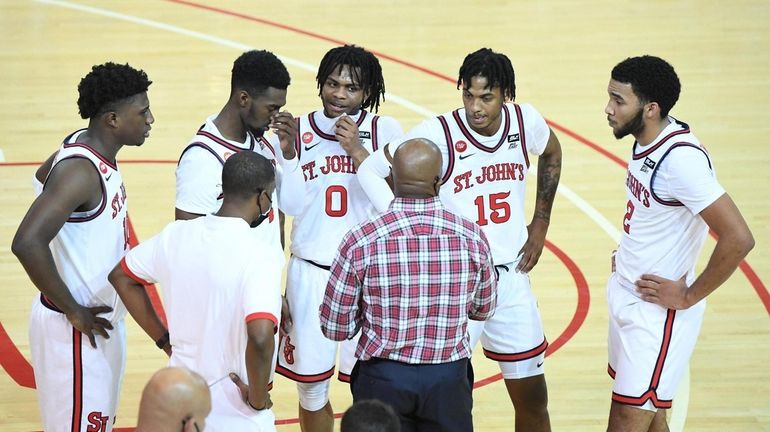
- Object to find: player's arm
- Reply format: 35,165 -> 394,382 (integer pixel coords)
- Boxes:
243,318 -> 276,410
12,158 -> 114,348
636,193 -> 754,309
517,128 -> 562,272
357,143 -> 396,213
271,113 -> 305,217
108,258 -> 171,356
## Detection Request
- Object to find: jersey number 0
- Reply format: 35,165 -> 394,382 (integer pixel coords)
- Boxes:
325,185 -> 348,217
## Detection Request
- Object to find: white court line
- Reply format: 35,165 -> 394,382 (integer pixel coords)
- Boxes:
34,0 -> 690,428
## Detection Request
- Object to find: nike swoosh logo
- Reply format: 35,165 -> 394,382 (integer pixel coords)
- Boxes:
536,361 -> 544,368
304,142 -> 321,151
459,153 -> 475,160
105,173 -> 113,181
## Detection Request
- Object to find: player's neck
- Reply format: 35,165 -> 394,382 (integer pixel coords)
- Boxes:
214,107 -> 248,143
635,117 -> 671,147
79,126 -> 120,162
214,201 -> 252,225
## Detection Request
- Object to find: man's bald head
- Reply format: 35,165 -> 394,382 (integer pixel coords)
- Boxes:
391,138 -> 443,198
136,367 -> 212,432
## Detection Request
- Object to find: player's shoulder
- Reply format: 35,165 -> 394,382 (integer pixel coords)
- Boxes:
509,102 -> 544,120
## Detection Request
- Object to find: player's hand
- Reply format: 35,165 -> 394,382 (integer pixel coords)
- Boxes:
280,295 -> 293,337
516,222 -> 547,273
636,274 -> 693,309
335,115 -> 366,158
66,305 -> 114,348
270,111 -> 297,160
229,373 -> 273,411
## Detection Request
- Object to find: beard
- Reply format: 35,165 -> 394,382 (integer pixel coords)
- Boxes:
613,107 -> 645,139
249,126 -> 267,138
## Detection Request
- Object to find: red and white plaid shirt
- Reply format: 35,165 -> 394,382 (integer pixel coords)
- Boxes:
320,196 -> 497,364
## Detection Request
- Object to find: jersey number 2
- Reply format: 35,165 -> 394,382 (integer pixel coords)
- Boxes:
623,200 -> 635,234
474,192 -> 511,226
325,185 -> 348,217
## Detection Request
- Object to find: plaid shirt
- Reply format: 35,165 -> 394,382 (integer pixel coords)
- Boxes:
320,196 -> 497,364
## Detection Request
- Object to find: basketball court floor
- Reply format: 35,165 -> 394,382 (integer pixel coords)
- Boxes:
1,1 -> 768,430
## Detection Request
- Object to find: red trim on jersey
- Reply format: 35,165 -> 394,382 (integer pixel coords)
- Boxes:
53,156 -> 108,223
275,364 -> 335,383
371,115 -> 380,151
513,104 -> 530,168
437,115 -> 455,185
451,104 -> 511,153
308,110 -> 368,141
62,143 -> 117,170
483,338 -> 548,362
196,130 -> 255,152
120,257 -> 153,286
71,328 -> 83,432
245,312 -> 278,329
178,142 -> 226,166
607,364 -> 616,379
650,142 -> 712,207
259,137 -> 276,157
337,371 -> 351,383
632,128 -> 690,160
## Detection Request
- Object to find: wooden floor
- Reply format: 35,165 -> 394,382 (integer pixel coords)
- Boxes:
1,1 -> 769,430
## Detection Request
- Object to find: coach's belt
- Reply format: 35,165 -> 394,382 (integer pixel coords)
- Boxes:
295,256 -> 331,271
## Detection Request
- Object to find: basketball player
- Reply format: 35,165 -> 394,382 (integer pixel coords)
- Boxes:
358,48 -> 562,431
110,152 -> 283,431
604,56 -> 754,431
175,49 -> 304,253
275,45 -> 403,432
11,62 -> 153,432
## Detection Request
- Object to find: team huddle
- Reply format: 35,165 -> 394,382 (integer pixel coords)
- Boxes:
11,45 -> 754,432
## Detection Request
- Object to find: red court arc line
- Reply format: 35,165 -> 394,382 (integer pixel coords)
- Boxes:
473,239 -> 590,389
163,0 -> 767,317
0,322 -> 35,388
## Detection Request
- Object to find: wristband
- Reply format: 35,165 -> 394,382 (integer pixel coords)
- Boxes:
155,331 -> 170,350
247,398 -> 267,411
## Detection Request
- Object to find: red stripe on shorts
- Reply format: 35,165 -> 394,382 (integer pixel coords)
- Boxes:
71,328 -> 83,432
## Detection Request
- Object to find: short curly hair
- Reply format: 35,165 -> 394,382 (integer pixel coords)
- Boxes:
457,48 -> 516,101
231,50 -> 290,96
77,62 -> 152,119
611,55 -> 681,117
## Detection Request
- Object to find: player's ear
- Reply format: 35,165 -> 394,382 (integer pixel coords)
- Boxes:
237,90 -> 251,108
102,111 -> 118,129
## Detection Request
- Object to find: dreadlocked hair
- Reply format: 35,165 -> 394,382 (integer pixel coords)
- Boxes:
231,50 -> 290,97
77,62 -> 152,119
457,48 -> 516,101
316,45 -> 386,113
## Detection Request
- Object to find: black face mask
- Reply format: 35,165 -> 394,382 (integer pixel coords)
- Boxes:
250,190 -> 273,228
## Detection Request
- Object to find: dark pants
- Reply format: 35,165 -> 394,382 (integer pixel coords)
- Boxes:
350,357 -> 474,432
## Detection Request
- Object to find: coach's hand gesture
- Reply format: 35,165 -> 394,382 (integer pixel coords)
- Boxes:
67,305 -> 114,348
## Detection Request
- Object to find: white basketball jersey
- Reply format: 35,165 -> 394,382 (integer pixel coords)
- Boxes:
44,130 -> 129,323
289,110 -> 402,265
616,119 -> 723,291
176,117 -> 282,252
434,103 -> 549,265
